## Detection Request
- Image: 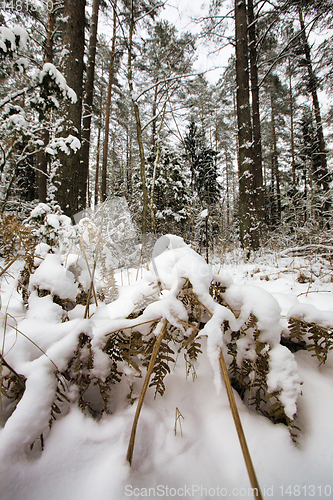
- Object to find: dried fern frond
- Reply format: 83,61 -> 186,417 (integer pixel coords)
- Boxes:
287,317 -> 333,365
0,214 -> 35,273
149,333 -> 175,398
64,332 -> 94,410
224,314 -> 297,436
178,330 -> 202,380
49,372 -> 70,428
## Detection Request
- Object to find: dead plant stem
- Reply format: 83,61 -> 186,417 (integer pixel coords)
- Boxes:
219,350 -> 263,500
106,318 -> 161,336
183,292 -> 212,316
126,319 -> 168,465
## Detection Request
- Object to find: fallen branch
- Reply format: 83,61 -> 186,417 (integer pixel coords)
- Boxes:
279,244 -> 333,257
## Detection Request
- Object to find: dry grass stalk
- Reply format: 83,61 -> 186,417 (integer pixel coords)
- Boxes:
106,318 -> 162,337
0,255 -> 20,278
174,407 -> 184,436
219,350 -> 263,500
126,319 -> 168,465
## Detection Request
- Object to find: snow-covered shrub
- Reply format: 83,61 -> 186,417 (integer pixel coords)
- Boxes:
1,235 -> 306,457
25,202 -> 76,250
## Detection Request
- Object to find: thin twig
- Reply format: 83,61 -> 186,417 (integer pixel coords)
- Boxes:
106,318 -> 162,337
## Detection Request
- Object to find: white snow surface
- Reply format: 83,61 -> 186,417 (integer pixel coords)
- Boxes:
0,239 -> 332,500
29,253 -> 78,300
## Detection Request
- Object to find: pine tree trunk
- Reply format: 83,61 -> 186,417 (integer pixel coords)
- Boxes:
94,116 -> 102,206
270,91 -> 281,224
299,7 -> 330,220
81,0 -> 100,207
128,5 -> 148,235
101,0 -> 117,201
57,0 -> 86,217
247,0 -> 264,228
226,151 -> 230,228
37,7 -> 55,203
151,83 -> 158,147
235,0 -> 258,251
288,60 -> 296,199
126,126 -> 133,197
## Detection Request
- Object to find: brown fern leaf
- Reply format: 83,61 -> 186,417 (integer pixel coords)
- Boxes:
243,313 -> 258,331
0,215 -> 36,275
65,333 -> 94,410
209,282 -> 228,306
146,331 -> 175,398
307,323 -> 333,365
287,317 -> 333,365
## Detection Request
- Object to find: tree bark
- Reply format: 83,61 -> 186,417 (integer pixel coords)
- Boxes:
128,3 -> 148,235
235,0 -> 258,251
81,0 -> 100,207
288,59 -> 296,199
94,106 -> 102,206
270,90 -> 281,225
247,0 -> 264,228
299,8 -> 329,200
37,6 -> 55,203
57,0 -> 86,217
101,0 -> 117,201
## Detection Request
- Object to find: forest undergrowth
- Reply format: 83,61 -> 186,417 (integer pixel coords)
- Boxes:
0,203 -> 332,464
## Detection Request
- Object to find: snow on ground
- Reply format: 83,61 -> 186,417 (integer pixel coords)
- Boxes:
0,246 -> 332,500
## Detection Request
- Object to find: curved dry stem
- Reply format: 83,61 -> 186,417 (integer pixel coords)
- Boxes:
219,350 -> 263,500
126,319 -> 168,465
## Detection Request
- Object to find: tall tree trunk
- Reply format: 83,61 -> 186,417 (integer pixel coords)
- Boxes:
235,0 -> 258,251
299,8 -> 329,205
81,0 -> 100,207
94,105 -> 102,206
128,3 -> 148,235
126,124 -> 133,197
270,91 -> 281,225
151,82 -> 158,148
57,0 -> 86,217
37,6 -> 55,202
226,151 -> 230,228
247,0 -> 264,228
288,59 -> 296,199
101,0 -> 117,201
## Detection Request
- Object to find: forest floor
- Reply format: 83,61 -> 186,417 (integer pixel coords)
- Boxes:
0,243 -> 332,500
